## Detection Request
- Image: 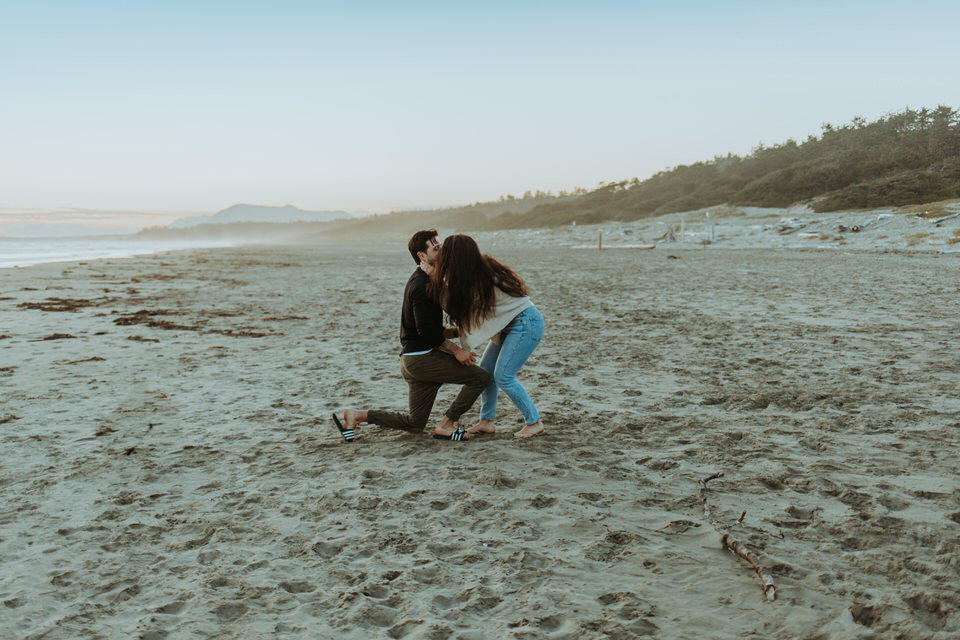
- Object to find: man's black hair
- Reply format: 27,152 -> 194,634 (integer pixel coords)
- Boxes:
408,229 -> 439,265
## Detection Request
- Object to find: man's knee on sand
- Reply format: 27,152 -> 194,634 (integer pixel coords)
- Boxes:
406,409 -> 433,431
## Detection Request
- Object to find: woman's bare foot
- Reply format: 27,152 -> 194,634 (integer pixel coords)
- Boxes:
467,420 -> 496,435
514,421 -> 545,438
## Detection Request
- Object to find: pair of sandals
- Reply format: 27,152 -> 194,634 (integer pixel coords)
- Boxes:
331,413 -> 467,442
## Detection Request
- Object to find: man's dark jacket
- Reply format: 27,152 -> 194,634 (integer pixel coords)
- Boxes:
399,269 -> 445,354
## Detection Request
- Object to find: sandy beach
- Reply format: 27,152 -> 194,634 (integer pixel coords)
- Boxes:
2,208 -> 959,639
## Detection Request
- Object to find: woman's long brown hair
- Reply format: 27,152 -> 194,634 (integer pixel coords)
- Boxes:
429,234 -> 528,333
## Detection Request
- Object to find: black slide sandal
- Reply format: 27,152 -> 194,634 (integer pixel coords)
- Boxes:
331,413 -> 356,442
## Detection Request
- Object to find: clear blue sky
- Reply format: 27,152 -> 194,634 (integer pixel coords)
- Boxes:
2,0 -> 959,225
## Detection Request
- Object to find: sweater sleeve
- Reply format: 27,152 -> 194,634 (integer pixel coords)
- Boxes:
460,290 -> 533,351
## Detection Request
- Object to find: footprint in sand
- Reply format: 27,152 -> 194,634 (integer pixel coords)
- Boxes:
154,601 -> 188,615
360,584 -> 391,599
903,593 -> 949,631
530,494 -> 556,508
387,619 -> 426,639
213,602 -> 248,622
50,572 -> 73,587
310,540 -> 343,558
537,614 -> 578,634
279,581 -> 316,594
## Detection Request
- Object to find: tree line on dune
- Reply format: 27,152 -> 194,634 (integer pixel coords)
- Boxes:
481,105 -> 960,230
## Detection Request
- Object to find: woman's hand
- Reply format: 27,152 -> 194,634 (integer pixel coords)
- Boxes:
454,347 -> 477,366
419,260 -> 435,276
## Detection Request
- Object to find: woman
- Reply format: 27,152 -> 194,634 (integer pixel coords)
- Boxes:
427,234 -> 545,438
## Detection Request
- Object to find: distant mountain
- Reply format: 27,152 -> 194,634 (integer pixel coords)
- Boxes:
169,204 -> 354,228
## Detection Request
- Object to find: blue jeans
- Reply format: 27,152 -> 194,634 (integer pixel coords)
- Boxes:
478,306 -> 544,424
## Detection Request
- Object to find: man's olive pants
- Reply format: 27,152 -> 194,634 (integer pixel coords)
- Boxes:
367,350 -> 491,431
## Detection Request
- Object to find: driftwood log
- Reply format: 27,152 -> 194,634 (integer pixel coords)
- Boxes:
698,472 -> 777,602
931,211 -> 960,225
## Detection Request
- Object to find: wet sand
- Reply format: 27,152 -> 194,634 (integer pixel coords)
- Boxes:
2,215 -> 959,638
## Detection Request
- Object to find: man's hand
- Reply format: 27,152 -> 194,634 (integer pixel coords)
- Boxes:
438,338 -> 474,364
454,347 -> 477,366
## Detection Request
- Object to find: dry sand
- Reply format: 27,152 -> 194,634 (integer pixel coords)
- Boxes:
2,208 -> 960,639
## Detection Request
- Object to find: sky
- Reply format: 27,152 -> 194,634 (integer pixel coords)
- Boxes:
2,0 -> 959,230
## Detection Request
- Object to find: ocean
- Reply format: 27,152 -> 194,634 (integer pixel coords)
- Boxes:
0,237 -> 240,269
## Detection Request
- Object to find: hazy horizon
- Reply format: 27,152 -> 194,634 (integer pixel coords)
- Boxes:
3,0 -> 960,232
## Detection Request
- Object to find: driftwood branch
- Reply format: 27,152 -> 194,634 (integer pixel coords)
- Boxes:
699,472 -> 777,602
931,211 -> 960,225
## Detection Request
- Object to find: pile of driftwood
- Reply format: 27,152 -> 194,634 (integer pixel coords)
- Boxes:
836,213 -> 893,233
698,472 -> 777,602
773,218 -> 807,235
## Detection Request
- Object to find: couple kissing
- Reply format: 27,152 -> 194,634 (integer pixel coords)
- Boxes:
333,229 -> 545,442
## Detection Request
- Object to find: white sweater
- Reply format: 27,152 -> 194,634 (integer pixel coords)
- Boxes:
460,287 -> 533,351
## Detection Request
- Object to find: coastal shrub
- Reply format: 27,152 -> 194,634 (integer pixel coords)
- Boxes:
813,171 -> 959,212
